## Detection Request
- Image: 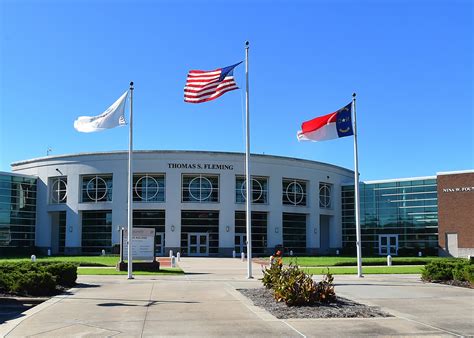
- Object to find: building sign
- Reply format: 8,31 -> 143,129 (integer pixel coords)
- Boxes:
168,163 -> 234,170
123,228 -> 155,261
442,186 -> 474,193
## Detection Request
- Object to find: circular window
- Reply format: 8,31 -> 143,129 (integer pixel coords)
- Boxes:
188,176 -> 213,201
86,177 -> 108,202
286,181 -> 304,205
319,185 -> 331,208
240,179 -> 263,202
51,179 -> 67,203
135,175 -> 159,201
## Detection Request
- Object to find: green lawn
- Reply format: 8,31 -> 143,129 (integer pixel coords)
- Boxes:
0,255 -> 120,267
77,267 -> 184,275
282,256 -> 450,267
304,265 -> 424,275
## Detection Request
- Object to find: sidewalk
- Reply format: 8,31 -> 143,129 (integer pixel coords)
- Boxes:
1,258 -> 473,337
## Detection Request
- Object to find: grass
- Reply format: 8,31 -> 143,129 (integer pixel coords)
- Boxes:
282,256 -> 451,267
0,255 -> 120,267
304,265 -> 424,275
77,267 -> 184,275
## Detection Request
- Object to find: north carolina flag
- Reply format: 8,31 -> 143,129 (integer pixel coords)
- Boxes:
297,103 -> 354,142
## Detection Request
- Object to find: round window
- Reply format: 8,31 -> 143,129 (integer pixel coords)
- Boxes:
51,179 -> 67,203
188,176 -> 213,201
240,179 -> 263,202
86,177 -> 108,202
319,185 -> 331,208
286,181 -> 304,205
135,175 -> 159,201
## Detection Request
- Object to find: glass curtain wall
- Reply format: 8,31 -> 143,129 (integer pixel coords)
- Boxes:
234,211 -> 268,256
133,210 -> 165,255
81,211 -> 112,253
181,211 -> 219,255
342,179 -> 438,255
0,174 -> 37,249
282,212 -> 307,255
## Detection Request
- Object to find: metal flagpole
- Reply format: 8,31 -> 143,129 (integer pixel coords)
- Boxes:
245,41 -> 253,279
352,92 -> 363,278
127,81 -> 134,280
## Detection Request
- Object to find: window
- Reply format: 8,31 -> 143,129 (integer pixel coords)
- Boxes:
182,175 -> 219,203
81,175 -> 113,203
133,174 -> 165,202
319,183 -> 332,209
283,213 -> 307,255
235,176 -> 268,204
282,179 -> 307,206
50,177 -> 67,204
81,211 -> 112,254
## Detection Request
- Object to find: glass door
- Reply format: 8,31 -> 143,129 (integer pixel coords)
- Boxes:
379,234 -> 398,255
188,233 -> 209,256
156,232 -> 164,256
235,234 -> 246,254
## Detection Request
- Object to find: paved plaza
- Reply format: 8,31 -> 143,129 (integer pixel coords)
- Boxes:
1,258 -> 473,337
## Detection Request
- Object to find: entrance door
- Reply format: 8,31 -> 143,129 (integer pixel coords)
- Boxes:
188,233 -> 209,256
379,235 -> 398,255
235,234 -> 246,254
156,232 -> 164,256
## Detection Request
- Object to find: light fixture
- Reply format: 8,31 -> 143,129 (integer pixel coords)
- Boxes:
314,228 -> 317,234
56,168 -> 63,175
68,226 -> 73,233
275,227 -> 279,233
225,226 -> 230,232
171,225 -> 175,232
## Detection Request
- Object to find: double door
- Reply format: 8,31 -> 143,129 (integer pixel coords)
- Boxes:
188,233 -> 209,256
379,235 -> 398,255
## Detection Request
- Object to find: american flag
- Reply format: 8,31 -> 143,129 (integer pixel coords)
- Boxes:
184,62 -> 241,103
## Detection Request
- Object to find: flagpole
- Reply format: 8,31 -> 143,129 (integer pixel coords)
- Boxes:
352,92 -> 363,278
245,41 -> 253,279
127,81 -> 134,280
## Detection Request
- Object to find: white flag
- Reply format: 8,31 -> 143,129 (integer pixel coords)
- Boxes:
74,91 -> 128,133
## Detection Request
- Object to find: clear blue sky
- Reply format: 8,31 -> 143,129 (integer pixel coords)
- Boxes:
1,0 -> 472,180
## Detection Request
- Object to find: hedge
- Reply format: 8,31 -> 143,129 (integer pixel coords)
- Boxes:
421,259 -> 473,284
0,261 -> 78,296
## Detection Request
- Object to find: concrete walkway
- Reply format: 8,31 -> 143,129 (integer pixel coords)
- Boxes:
1,258 -> 473,337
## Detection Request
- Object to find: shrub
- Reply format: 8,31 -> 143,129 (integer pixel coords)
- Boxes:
273,264 -> 318,306
422,259 -> 472,283
316,269 -> 336,303
10,271 -> 57,296
262,260 -> 283,289
42,262 -> 78,287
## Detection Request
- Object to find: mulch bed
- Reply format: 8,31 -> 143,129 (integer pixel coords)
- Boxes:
238,288 -> 392,319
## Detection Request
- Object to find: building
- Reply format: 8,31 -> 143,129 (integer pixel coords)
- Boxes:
8,150 -> 353,256
4,151 -> 473,257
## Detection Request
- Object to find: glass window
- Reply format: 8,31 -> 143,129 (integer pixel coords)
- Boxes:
319,183 -> 332,208
50,177 -> 67,204
81,175 -> 113,203
133,174 -> 165,202
81,210 -> 112,254
282,213 -> 307,255
235,176 -> 268,204
182,175 -> 219,203
282,179 -> 307,206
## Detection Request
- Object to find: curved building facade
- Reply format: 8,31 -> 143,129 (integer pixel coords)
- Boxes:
11,150 -> 354,256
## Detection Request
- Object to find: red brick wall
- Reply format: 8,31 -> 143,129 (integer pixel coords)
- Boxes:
437,172 -> 474,248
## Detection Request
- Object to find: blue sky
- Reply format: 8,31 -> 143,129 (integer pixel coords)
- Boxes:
0,0 -> 472,180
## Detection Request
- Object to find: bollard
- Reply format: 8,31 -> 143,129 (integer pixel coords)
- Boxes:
177,252 -> 181,262
387,254 -> 392,266
47,249 -> 51,256
31,254 -> 36,262
169,250 -> 173,258
336,249 -> 340,256
418,251 -> 422,257
232,250 -> 236,258
241,252 -> 245,262
290,250 -> 293,256
101,249 -> 105,256
171,255 -> 176,268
